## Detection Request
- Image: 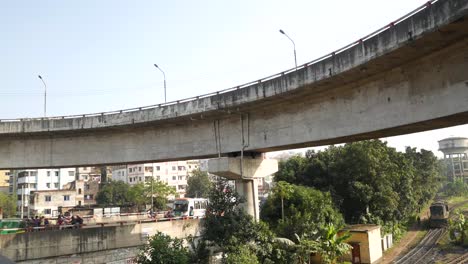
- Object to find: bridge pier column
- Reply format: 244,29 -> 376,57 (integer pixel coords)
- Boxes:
207,155 -> 278,221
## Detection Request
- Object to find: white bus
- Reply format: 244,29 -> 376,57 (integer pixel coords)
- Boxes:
173,198 -> 208,217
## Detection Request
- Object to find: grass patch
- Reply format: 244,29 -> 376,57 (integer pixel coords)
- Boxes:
447,196 -> 468,205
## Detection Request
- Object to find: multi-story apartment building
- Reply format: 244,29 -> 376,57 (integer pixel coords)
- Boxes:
112,161 -> 200,197
9,168 -> 76,216
0,170 -> 10,194
439,137 -> 468,182
29,180 -> 99,217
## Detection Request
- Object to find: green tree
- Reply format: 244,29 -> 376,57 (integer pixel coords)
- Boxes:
128,183 -> 148,211
186,169 -> 212,198
274,140 -> 441,229
0,193 -> 16,217
136,232 -> 190,264
95,180 -> 131,207
273,181 -> 294,220
445,179 -> 468,197
146,180 -> 176,210
449,210 -> 468,245
261,184 -> 343,241
315,224 -> 351,264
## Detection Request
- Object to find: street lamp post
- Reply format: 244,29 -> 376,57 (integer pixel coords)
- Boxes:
38,75 -> 47,117
153,64 -> 167,103
279,29 -> 297,69
151,163 -> 154,212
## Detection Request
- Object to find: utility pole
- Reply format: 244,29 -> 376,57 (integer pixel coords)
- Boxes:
20,185 -> 24,218
151,163 -> 154,212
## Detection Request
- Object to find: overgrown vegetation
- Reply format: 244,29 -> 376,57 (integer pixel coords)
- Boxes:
136,232 -> 190,264
186,169 -> 213,198
445,180 -> 468,197
448,210 -> 468,246
0,192 -> 16,217
274,140 -> 441,237
96,180 -> 175,210
136,140 -> 443,263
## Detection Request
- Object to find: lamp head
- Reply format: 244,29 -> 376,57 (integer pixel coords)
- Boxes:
279,29 -> 285,34
38,75 -> 42,79
154,64 -> 159,68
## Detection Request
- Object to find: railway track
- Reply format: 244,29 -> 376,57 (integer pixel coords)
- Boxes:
393,198 -> 468,264
445,252 -> 468,264
393,228 -> 446,264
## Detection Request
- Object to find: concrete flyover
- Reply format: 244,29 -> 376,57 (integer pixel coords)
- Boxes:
0,0 -> 468,169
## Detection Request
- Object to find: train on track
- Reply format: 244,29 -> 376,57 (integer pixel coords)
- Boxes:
429,201 -> 449,228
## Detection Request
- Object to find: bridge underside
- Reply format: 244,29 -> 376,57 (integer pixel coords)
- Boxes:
1,1 -> 468,169
1,37 -> 467,169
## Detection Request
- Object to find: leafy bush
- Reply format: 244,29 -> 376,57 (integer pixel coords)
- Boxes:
136,232 -> 190,264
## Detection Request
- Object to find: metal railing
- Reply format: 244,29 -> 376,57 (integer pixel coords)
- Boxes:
0,0 -> 438,123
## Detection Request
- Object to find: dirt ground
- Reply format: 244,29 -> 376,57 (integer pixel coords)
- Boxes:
379,209 -> 430,264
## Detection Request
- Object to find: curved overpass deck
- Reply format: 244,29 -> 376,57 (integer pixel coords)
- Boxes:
1,0 -> 468,169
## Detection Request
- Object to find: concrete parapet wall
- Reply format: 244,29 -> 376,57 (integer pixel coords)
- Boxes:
0,218 -> 202,262
0,0 -> 467,169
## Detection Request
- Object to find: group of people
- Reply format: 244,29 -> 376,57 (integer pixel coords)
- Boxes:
56,214 -> 84,228
23,214 -> 84,230
24,215 -> 50,228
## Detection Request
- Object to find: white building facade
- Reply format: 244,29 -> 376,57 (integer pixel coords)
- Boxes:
10,168 -> 76,216
111,160 -> 200,197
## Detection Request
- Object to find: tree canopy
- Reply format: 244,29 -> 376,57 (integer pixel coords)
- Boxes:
96,180 -> 175,210
274,140 -> 441,228
0,193 -> 16,218
261,182 -> 344,241
186,169 -> 212,198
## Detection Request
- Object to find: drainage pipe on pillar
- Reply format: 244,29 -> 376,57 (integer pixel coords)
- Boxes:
239,113 -> 257,221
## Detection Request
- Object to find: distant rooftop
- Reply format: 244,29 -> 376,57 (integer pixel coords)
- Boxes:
342,224 -> 380,233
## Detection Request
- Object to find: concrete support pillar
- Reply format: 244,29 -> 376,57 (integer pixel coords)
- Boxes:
235,179 -> 259,221
208,156 -> 277,221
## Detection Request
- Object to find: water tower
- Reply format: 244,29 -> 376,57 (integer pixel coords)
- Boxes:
438,137 -> 468,182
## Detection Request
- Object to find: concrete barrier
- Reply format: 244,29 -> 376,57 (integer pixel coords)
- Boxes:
0,218 -> 202,262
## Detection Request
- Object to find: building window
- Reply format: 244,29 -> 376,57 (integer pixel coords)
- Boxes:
139,177 -> 142,181
172,166 -> 176,171
172,176 -> 176,180
178,175 -> 184,180
145,166 -> 153,173
85,184 -> 90,190
129,168 -> 133,173
54,183 -> 59,188
45,196 -> 51,202
156,176 -> 160,180
55,171 -> 59,176
145,176 -> 151,182
46,183 -> 51,188
178,166 -> 185,171
44,209 -> 51,215
47,171 -> 51,176
156,166 -> 160,171
78,201 -> 82,206
63,195 -> 70,201
68,171 -> 74,177
78,188 -> 82,194
129,178 -> 133,182
178,185 -> 186,190
85,194 -> 94,200
30,171 -> 37,176
139,167 -> 142,172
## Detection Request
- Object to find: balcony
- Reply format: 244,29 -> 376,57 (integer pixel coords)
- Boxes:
17,176 -> 37,184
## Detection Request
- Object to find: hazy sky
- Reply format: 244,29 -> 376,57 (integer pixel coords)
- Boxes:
0,0 -> 466,156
